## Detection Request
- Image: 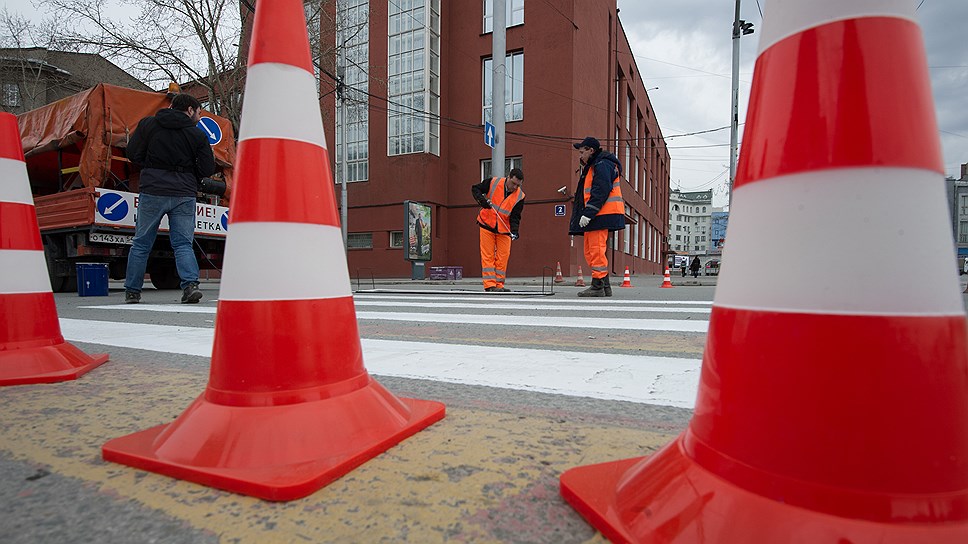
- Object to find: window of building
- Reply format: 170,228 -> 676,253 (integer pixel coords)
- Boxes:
480,156 -> 523,180
1,82 -> 21,107
482,52 -> 524,123
960,221 -> 968,244
483,0 -> 524,33
624,143 -> 631,187
347,232 -> 373,249
961,194 -> 968,216
633,215 -> 639,257
390,231 -> 404,248
337,0 -> 370,181
625,94 -> 632,132
389,0 -> 441,156
624,222 -> 631,254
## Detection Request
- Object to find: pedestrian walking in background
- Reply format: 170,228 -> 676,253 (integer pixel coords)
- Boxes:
690,256 -> 701,278
124,93 -> 215,304
570,136 -> 625,297
472,169 -> 525,292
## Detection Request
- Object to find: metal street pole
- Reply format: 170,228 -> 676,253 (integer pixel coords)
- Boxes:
728,0 -> 741,210
491,0 -> 506,176
338,47 -> 349,254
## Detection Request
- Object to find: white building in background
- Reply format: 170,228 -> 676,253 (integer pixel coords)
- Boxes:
669,189 -> 712,257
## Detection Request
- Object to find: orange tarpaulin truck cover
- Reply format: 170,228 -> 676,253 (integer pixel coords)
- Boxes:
17,83 -> 235,190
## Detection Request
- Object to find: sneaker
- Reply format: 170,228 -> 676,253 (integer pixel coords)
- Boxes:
181,282 -> 203,304
125,290 -> 141,304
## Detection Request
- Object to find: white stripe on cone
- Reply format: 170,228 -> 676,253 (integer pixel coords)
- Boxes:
0,158 -> 34,204
0,250 -> 53,294
218,222 -> 352,301
758,0 -> 916,54
718,167 -> 962,315
238,63 -> 327,149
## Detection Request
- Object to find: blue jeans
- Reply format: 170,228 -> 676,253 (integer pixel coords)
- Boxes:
124,194 -> 199,292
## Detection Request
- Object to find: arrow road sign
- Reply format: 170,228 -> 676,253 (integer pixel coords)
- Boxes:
484,121 -> 496,148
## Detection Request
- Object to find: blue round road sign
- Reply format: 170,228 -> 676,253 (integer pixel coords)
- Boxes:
97,193 -> 129,222
197,117 -> 223,145
221,211 -> 229,231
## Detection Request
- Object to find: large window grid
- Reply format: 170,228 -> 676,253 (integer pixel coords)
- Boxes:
388,0 -> 440,156
483,52 -> 524,123
483,0 -> 524,33
336,0 -> 370,182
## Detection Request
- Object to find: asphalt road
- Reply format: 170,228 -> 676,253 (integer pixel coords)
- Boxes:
2,273 -> 966,543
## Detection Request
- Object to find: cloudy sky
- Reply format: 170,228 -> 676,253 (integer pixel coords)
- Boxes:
617,0 -> 968,207
5,0 -> 966,208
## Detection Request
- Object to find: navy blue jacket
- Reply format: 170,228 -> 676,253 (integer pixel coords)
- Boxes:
127,108 -> 216,197
569,150 -> 626,235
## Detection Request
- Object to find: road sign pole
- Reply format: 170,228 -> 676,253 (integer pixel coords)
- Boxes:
491,0 -> 506,177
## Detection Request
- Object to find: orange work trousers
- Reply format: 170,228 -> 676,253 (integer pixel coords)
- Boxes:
480,228 -> 512,289
583,229 -> 609,279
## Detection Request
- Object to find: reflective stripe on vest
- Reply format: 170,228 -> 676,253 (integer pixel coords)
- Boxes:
583,167 -> 623,216
476,177 -> 525,234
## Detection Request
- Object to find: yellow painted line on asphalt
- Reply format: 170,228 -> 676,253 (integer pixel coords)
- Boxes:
0,354 -> 675,543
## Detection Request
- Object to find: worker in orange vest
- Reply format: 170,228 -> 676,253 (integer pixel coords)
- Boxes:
472,169 -> 525,292
570,137 -> 625,297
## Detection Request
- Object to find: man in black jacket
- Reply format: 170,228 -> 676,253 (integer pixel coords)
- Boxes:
124,93 -> 216,304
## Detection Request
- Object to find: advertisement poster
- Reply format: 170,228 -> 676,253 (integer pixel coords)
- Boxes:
405,200 -> 432,261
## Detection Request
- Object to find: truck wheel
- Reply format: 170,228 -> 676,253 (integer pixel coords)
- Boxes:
42,235 -> 70,292
148,261 -> 181,290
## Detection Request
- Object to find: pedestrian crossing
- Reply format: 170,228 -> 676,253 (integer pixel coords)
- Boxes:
69,292 -> 711,409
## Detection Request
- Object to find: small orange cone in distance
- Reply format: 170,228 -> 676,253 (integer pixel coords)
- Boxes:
554,261 -> 564,283
660,268 -> 673,288
102,0 -> 444,501
575,266 -> 586,287
0,112 -> 108,386
620,266 -> 632,287
561,1 -> 968,542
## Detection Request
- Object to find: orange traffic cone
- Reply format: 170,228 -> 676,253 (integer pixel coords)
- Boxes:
102,0 -> 445,501
562,2 -> 968,541
554,261 -> 564,283
619,266 -> 631,288
0,113 -> 108,386
575,266 -> 586,287
660,268 -> 673,288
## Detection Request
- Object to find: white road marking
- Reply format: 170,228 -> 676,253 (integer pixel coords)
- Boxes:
79,304 -> 710,333
60,318 -> 701,408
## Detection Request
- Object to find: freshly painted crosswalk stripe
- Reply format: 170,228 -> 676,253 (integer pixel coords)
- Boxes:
353,300 -> 711,314
352,294 -> 714,305
79,304 -> 710,333
60,318 -> 701,408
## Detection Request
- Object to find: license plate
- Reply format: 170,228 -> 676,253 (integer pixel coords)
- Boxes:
89,232 -> 133,245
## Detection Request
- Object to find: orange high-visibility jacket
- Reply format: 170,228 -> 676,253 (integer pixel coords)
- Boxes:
582,168 -> 623,216
476,177 -> 525,234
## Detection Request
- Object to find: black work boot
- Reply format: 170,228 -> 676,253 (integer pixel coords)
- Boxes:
181,282 -> 203,304
602,275 -> 612,297
577,277 -> 606,297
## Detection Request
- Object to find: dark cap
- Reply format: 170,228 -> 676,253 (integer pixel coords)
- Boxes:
573,136 -> 600,150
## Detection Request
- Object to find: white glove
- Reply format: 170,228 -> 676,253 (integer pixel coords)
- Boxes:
510,233 -> 518,240
579,215 -> 591,228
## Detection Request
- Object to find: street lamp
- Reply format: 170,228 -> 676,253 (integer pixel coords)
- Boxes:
728,0 -> 753,210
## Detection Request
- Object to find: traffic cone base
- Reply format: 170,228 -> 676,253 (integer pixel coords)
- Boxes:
103,378 -> 444,501
562,437 -> 968,544
0,342 -> 108,386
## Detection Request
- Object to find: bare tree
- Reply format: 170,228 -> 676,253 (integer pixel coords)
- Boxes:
0,8 -> 82,113
38,0 -> 245,129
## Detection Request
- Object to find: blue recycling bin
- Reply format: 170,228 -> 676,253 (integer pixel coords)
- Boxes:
76,263 -> 109,296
